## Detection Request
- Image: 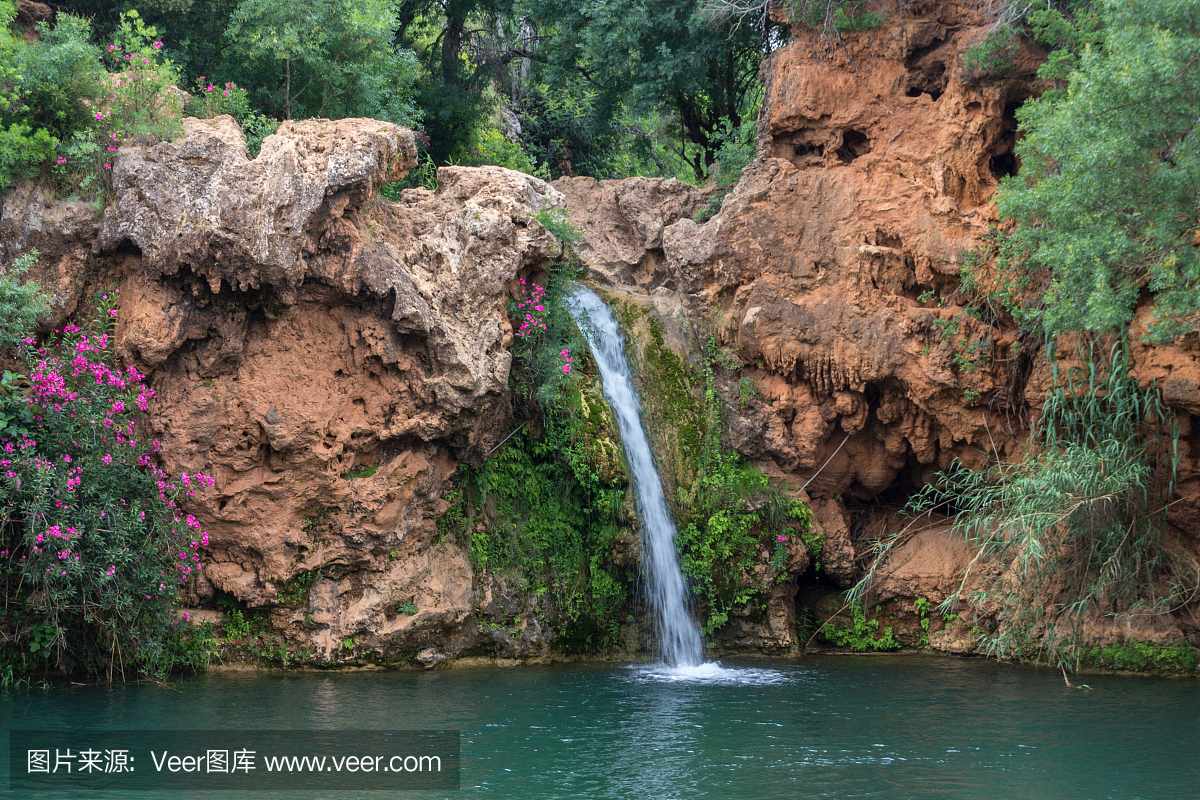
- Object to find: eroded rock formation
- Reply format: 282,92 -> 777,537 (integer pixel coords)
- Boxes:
558,0 -> 1200,651
4,0 -> 1198,666
3,115 -> 570,664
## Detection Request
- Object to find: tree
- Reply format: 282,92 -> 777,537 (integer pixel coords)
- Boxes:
994,0 -> 1200,341
523,0 -> 774,180
226,0 -> 420,123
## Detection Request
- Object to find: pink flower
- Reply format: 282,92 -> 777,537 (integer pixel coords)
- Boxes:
154,41 -> 163,49
57,156 -> 67,164
95,112 -> 104,120
777,534 -> 788,543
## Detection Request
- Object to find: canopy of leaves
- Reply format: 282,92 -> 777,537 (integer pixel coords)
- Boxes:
225,0 -> 420,123
522,0 -> 774,179
996,0 -> 1200,341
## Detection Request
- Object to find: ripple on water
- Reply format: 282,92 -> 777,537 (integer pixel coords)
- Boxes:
625,661 -> 792,686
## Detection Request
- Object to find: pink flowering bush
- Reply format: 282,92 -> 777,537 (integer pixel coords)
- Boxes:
54,11 -> 181,199
514,279 -> 548,337
186,79 -> 251,120
184,78 -> 279,158
0,290 -> 213,679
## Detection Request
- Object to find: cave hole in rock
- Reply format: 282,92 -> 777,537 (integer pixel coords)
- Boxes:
793,558 -> 847,640
836,130 -> 872,164
794,142 -> 825,159
906,62 -> 947,101
988,98 -> 1026,180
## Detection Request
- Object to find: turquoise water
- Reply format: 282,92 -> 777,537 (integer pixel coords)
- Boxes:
2,655 -> 1198,799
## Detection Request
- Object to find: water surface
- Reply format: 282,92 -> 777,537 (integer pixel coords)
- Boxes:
2,655 -> 1197,799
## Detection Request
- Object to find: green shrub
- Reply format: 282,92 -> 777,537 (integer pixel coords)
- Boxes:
820,603 -> 901,652
991,0 -> 1200,342
465,126 -> 547,178
890,342 -> 1194,671
222,610 -> 251,641
185,80 -> 280,159
787,1 -> 887,34
1077,640 -> 1198,675
2,3 -> 103,148
445,245 -> 631,647
0,250 -> 51,350
0,123 -> 56,193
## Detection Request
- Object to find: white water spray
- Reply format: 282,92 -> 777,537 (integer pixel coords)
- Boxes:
566,286 -> 704,668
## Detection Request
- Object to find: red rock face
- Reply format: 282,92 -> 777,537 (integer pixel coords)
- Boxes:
3,118 -> 570,664
560,0 -> 1200,649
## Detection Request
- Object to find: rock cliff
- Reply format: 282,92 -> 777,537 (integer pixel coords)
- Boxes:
4,0 -> 1198,666
3,115 -> 572,664
556,0 -> 1200,651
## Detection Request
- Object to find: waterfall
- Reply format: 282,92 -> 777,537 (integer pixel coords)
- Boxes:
566,285 -> 704,668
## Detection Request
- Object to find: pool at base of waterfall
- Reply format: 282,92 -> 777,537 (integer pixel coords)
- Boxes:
3,655 -> 1197,800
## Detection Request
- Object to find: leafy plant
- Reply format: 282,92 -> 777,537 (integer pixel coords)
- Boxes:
786,0 -> 888,34
988,0 -> 1200,341
896,341 -> 1195,671
340,463 -> 377,480
820,603 -> 900,651
185,79 -> 280,159
397,601 -> 418,616
913,596 -> 931,647
0,289 -> 215,680
222,610 -> 251,641
0,250 -> 51,350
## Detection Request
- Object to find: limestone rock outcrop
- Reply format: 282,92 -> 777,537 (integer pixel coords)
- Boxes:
3,116 -> 567,663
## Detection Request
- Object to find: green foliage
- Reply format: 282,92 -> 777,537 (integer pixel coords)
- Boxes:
397,601 -> 418,616
820,603 -> 901,652
533,206 -> 583,251
239,111 -> 280,159
527,0 -> 772,180
340,463 -> 377,480
278,568 -> 320,606
900,341 -> 1195,671
913,596 -> 931,647
963,23 -> 1020,76
184,80 -> 280,158
3,8 -> 103,141
0,250 -> 51,350
673,340 -> 814,633
0,4 -> 99,189
613,310 -> 817,635
692,193 -> 725,223
149,618 -> 220,674
222,609 -> 251,640
0,290 -> 216,680
442,245 -> 630,649
708,111 -> 757,188
226,0 -> 420,124
737,376 -> 760,412
990,0 -> 1200,341
786,1 -> 887,34
380,151 -> 438,198
186,79 -> 250,120
0,123 -> 55,192
1076,640 -> 1198,675
515,78 -> 634,180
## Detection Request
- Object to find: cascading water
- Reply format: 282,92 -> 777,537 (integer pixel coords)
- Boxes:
566,285 -> 704,668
